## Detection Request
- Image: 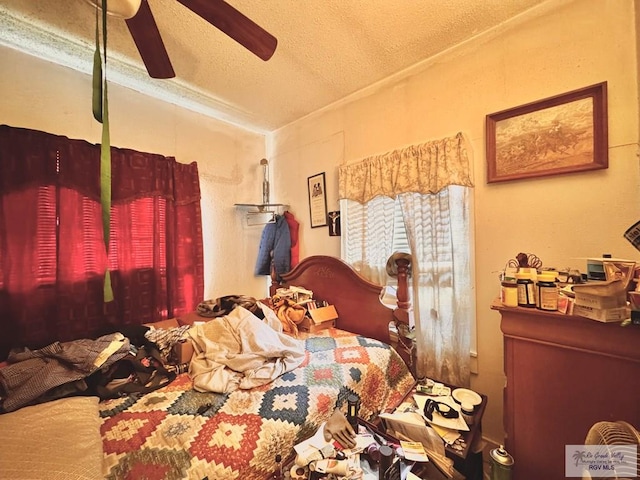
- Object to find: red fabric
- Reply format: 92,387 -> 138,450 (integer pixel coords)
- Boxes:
0,125 -> 204,361
284,211 -> 300,268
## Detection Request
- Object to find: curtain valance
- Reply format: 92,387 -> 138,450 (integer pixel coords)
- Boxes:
0,125 -> 200,205
109,149 -> 201,205
338,132 -> 473,203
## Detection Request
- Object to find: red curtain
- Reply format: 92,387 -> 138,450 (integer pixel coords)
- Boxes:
0,125 -> 204,360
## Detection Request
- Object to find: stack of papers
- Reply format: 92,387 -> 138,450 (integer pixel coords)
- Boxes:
401,441 -> 429,462
379,408 -> 454,477
379,390 -> 478,479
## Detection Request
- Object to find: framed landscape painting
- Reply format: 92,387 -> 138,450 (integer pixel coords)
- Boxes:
486,82 -> 608,183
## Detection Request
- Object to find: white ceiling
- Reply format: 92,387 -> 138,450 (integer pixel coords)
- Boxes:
0,0 -> 551,133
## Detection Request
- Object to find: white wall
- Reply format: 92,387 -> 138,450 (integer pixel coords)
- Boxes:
0,45 -> 271,301
268,0 -> 640,444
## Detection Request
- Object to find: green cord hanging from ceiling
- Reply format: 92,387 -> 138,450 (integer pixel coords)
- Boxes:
93,0 -> 113,302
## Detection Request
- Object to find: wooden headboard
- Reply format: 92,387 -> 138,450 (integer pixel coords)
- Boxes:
271,255 -> 406,346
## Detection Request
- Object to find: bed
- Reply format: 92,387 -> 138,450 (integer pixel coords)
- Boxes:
1,255 -> 415,480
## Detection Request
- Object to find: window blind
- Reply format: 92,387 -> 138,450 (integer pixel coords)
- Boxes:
391,199 -> 410,255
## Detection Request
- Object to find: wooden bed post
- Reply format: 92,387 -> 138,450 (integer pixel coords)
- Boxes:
390,254 -> 416,376
390,254 -> 411,327
269,260 -> 282,296
394,256 -> 411,314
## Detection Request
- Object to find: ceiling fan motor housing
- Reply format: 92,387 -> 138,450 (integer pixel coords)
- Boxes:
85,0 -> 142,19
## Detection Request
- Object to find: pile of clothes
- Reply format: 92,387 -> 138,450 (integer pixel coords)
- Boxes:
197,293 -> 308,336
188,302 -> 305,393
0,332 -> 159,413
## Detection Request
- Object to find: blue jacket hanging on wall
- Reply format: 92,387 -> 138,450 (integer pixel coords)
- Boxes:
255,215 -> 291,280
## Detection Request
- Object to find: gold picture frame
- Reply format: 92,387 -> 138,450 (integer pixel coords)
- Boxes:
486,82 -> 608,183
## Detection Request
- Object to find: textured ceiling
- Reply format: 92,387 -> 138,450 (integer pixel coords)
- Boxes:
0,0 -> 550,133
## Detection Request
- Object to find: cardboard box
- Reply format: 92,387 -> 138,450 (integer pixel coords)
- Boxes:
299,305 -> 338,333
571,279 -> 625,296
172,339 -> 194,365
572,304 -> 630,323
573,291 -> 627,310
177,311 -> 206,326
148,318 -> 180,329
144,318 -> 194,364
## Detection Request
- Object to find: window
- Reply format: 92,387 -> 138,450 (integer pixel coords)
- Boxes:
341,187 -> 475,386
337,132 -> 475,385
0,125 -> 204,360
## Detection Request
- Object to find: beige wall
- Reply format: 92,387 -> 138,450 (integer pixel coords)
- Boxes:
0,45 -> 271,301
1,0 -> 638,448
268,0 -> 640,443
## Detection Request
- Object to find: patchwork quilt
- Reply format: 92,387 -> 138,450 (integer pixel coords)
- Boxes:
99,328 -> 414,480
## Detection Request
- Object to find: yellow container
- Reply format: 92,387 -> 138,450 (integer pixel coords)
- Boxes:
501,281 -> 518,307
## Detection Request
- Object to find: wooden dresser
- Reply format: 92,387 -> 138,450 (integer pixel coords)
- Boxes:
491,299 -> 640,480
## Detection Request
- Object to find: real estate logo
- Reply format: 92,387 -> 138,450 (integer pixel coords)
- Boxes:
565,445 -> 637,477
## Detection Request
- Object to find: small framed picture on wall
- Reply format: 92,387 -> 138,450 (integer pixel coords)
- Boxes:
327,211 -> 341,236
307,172 -> 328,228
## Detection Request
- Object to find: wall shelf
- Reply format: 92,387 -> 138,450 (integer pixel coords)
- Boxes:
234,203 -> 289,225
234,203 -> 288,212
235,159 -> 289,225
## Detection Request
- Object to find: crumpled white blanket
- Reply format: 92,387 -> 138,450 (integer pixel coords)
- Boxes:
188,306 -> 305,393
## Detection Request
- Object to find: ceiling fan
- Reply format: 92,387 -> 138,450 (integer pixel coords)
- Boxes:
86,0 -> 277,79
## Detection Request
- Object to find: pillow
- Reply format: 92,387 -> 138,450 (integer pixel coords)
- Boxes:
0,396 -> 104,480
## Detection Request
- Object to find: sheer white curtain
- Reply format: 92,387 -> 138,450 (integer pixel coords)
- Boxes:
339,133 -> 474,387
399,187 -> 473,387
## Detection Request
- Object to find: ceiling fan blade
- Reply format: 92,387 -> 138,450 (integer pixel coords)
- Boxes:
125,0 -> 175,78
177,0 -> 277,61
